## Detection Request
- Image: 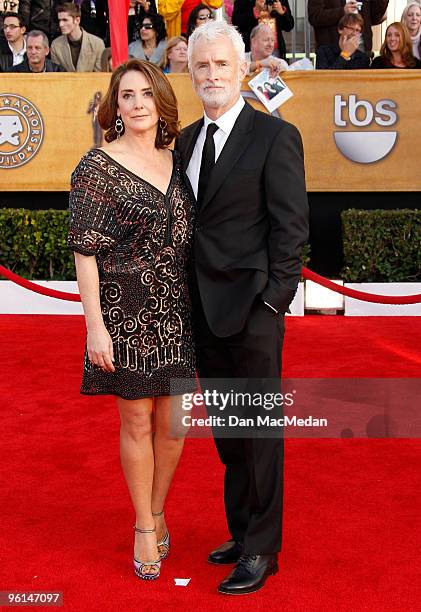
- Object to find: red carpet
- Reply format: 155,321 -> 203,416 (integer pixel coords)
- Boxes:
0,316 -> 420,611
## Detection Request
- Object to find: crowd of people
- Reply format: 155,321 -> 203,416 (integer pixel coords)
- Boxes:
1,1 -> 421,74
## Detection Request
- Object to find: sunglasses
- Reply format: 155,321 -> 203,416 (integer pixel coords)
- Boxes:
141,23 -> 154,29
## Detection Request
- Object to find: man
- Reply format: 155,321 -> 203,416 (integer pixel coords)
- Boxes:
246,23 -> 289,75
316,13 -> 370,68
12,29 -> 65,72
50,2 -> 104,72
178,20 -> 308,595
0,11 -> 26,71
232,0 -> 294,57
308,0 -> 389,56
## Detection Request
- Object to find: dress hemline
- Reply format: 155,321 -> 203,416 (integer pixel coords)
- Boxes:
80,387 -> 197,401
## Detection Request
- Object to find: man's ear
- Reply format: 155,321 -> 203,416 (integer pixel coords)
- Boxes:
239,60 -> 248,81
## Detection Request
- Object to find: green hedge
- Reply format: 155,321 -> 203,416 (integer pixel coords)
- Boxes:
342,209 -> 421,282
0,208 -> 75,280
0,208 -> 311,281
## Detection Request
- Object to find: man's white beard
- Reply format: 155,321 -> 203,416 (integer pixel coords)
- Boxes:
194,75 -> 241,109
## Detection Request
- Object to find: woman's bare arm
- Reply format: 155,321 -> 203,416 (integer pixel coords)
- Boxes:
74,253 -> 115,372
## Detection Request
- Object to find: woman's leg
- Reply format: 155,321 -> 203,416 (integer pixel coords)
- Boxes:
117,397 -> 159,574
152,395 -> 188,546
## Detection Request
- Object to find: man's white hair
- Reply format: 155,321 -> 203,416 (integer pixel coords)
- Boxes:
187,20 -> 245,70
250,22 -> 273,41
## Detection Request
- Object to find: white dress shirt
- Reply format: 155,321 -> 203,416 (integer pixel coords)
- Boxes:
186,96 -> 245,199
9,39 -> 26,66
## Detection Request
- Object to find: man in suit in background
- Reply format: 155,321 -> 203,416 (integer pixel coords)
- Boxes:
50,2 -> 104,72
177,20 -> 308,595
12,29 -> 66,72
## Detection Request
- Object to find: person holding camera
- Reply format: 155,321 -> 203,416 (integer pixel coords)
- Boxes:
316,12 -> 370,68
232,0 -> 294,59
308,0 -> 389,57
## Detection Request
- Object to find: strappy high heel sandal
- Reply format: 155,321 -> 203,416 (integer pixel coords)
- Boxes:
152,510 -> 170,560
133,526 -> 161,580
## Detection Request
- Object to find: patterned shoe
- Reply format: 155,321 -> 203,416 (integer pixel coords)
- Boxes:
133,526 -> 161,580
153,510 -> 170,560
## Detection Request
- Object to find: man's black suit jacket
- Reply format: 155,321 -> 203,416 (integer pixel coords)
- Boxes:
177,101 -> 309,338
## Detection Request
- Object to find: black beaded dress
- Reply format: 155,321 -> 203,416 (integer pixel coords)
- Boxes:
68,148 -> 196,400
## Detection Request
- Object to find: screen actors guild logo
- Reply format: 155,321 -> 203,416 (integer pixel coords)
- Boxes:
334,95 -> 398,164
0,93 -> 44,169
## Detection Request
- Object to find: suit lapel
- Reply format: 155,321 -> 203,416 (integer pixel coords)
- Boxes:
201,103 -> 255,211
181,118 -> 203,174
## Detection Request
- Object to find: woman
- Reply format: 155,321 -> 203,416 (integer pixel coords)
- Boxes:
401,2 -> 421,60
371,22 -> 421,68
159,0 -> 222,38
161,36 -> 188,73
128,13 -> 167,65
68,59 -> 196,580
186,4 -> 213,39
128,0 -> 157,43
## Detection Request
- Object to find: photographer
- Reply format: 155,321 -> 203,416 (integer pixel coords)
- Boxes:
308,0 -> 389,56
232,0 -> 294,58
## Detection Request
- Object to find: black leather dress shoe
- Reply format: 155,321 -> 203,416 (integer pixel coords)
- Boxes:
218,554 -> 278,595
208,539 -> 243,565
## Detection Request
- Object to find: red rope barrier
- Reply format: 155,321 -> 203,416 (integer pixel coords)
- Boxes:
0,265 -> 81,302
301,267 -> 421,305
0,264 -> 420,305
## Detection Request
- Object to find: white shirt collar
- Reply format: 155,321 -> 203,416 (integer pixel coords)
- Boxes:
203,96 -> 245,136
8,38 -> 26,58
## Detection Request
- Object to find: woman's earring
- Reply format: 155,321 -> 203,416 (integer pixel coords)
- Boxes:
115,116 -> 124,139
159,117 -> 168,139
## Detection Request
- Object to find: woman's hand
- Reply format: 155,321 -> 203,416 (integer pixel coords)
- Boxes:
87,325 -> 115,372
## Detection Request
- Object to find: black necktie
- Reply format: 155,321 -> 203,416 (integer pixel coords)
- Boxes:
197,122 -> 219,209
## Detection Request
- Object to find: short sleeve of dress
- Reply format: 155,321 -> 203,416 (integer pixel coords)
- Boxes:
68,153 -> 118,257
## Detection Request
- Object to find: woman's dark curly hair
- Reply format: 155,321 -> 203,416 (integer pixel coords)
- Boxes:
186,4 -> 213,39
138,12 -> 167,45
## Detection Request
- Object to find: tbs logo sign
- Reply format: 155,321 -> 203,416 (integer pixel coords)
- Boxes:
334,95 -> 398,164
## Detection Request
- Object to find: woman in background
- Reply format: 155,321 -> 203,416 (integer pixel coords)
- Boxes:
128,0 -> 157,43
401,2 -> 421,60
159,0 -> 221,38
186,3 -> 213,38
128,13 -> 167,65
160,36 -> 188,73
371,22 -> 421,68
